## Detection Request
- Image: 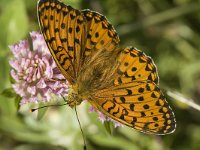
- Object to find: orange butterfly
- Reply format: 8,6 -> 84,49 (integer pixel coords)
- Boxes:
37,0 -> 176,134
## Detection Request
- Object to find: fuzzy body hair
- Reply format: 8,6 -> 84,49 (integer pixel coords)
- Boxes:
74,48 -> 122,98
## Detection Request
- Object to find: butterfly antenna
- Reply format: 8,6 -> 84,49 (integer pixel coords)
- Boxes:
31,93 -> 70,112
61,95 -> 68,102
31,103 -> 68,112
75,106 -> 87,150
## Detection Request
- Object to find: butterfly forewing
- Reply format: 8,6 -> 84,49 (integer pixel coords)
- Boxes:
81,10 -> 120,59
38,0 -> 86,84
38,0 -> 120,84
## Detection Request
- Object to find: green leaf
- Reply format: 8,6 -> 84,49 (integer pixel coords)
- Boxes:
9,73 -> 16,84
103,121 -> 113,135
1,87 -> 16,98
15,95 -> 22,111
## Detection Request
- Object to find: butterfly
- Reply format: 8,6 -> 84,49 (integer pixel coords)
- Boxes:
37,0 -> 176,134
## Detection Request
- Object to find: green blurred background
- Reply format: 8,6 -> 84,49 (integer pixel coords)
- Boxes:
0,0 -> 200,150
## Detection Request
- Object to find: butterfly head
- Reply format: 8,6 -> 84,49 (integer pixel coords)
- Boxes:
67,86 -> 83,108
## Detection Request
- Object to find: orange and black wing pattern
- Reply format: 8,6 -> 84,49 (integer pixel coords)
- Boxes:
81,10 -> 119,59
38,0 -> 176,135
91,47 -> 176,134
38,0 -> 87,84
37,0 -> 120,84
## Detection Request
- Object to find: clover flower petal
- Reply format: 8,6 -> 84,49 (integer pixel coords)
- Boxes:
89,106 -> 123,128
9,31 -> 68,105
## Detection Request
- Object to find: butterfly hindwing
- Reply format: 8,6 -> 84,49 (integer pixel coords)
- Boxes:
92,81 -> 175,134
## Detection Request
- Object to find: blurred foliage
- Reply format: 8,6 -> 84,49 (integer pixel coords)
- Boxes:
0,0 -> 200,150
